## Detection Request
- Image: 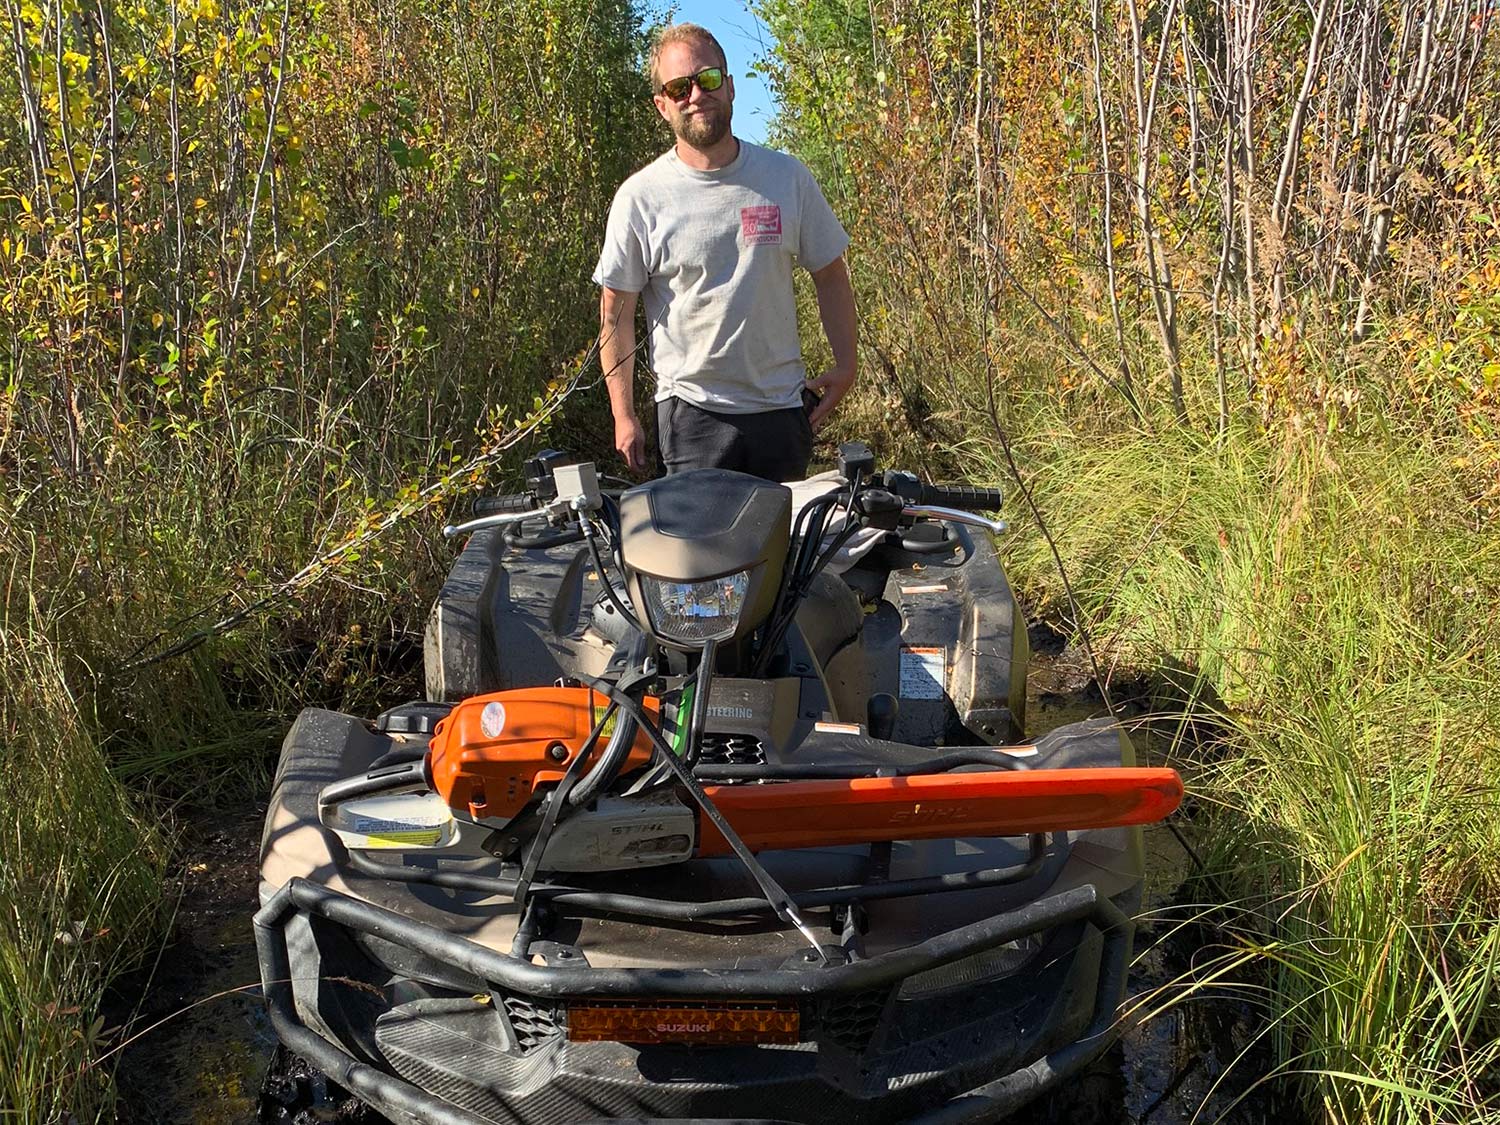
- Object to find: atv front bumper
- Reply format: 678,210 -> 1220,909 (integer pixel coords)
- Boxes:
255,877 -> 1133,1125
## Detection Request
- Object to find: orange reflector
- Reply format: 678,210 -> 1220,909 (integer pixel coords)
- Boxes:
567,1000 -> 800,1045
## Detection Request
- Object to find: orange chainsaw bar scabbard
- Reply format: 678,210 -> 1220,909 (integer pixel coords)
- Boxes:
694,767 -> 1184,855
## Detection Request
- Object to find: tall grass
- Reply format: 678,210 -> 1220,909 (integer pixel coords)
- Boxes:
0,0 -> 662,1116
999,409 -> 1500,1122
0,602 -> 167,1122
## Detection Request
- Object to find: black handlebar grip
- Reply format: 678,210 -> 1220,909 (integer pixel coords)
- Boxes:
915,482 -> 1005,511
471,492 -> 535,516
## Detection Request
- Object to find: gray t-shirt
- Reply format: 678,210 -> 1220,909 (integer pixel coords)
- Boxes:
593,141 -> 849,413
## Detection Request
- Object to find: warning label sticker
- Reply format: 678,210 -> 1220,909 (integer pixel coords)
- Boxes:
899,646 -> 946,699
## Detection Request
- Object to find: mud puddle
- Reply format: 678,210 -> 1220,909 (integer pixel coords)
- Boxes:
107,803 -> 278,1124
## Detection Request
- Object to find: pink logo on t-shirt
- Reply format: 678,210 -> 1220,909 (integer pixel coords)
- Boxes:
740,205 -> 782,245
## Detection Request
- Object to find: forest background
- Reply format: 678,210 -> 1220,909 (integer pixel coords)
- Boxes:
1,0 -> 1496,1121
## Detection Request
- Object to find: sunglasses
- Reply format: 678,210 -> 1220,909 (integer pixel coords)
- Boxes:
658,66 -> 726,102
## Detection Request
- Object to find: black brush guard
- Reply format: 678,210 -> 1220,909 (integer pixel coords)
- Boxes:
255,878 -> 1129,1125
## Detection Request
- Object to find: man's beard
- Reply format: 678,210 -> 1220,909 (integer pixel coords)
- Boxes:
674,102 -> 731,148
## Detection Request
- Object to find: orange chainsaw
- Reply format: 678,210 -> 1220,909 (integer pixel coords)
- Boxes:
318,686 -> 1182,872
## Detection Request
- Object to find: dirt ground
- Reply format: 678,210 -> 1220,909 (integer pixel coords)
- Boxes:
108,803 -> 278,1125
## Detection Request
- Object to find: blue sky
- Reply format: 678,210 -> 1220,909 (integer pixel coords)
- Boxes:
655,0 -> 778,143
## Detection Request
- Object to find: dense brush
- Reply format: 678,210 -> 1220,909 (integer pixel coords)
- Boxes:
999,413 -> 1500,1123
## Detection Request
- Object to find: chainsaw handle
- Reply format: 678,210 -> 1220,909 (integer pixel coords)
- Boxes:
315,759 -> 428,826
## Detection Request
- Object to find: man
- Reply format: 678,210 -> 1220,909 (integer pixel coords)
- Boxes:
593,23 -> 857,483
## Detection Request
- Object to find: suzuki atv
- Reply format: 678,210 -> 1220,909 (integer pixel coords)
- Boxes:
256,442 -> 1181,1124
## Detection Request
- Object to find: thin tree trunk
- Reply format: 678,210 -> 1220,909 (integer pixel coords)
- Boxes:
5,0 -> 54,213
168,0 -> 185,342
1128,0 -> 1187,421
1269,0 -> 1333,313
1232,0 -> 1261,379
51,0 -> 89,278
94,0 -> 132,406
1213,112 -> 1235,441
1179,1 -> 1204,200
1090,0 -> 1135,406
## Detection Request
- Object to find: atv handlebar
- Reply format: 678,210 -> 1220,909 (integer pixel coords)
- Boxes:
913,482 -> 1004,512
471,492 -> 535,517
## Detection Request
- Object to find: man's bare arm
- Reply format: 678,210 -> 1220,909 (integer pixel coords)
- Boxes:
805,255 -> 857,431
599,286 -> 646,473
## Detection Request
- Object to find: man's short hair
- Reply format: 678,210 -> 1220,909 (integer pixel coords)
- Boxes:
648,23 -> 728,92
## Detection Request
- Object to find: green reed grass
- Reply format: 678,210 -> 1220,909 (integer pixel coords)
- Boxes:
0,608 -> 168,1123
999,408 -> 1500,1122
0,433 -> 473,1122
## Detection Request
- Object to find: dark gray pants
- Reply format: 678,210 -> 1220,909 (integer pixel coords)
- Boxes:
656,397 -> 813,483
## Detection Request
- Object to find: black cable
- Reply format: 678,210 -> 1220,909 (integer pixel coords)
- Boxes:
512,698 -> 616,904
685,638 -> 717,765
345,833 -> 1050,922
581,513 -> 642,635
692,747 -> 1029,781
800,517 -> 864,590
598,493 -> 622,552
752,489 -> 848,675
567,636 -> 654,808
754,511 -> 859,676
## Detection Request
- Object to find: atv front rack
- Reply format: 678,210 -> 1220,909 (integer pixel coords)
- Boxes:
342,832 -> 1048,923
255,877 -> 1129,1125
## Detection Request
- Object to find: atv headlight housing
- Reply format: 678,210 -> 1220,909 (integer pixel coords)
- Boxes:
639,570 -> 751,645
617,470 -> 791,650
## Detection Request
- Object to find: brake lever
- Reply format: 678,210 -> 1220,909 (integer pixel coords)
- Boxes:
901,504 -> 1007,536
443,498 -> 564,538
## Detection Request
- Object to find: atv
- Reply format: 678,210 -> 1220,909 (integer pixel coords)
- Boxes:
255,441 -> 1181,1124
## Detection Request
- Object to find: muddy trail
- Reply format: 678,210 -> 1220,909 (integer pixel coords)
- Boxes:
107,626 -> 1299,1125
108,803 -> 278,1123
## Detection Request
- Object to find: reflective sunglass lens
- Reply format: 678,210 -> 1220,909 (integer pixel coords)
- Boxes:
660,67 -> 724,100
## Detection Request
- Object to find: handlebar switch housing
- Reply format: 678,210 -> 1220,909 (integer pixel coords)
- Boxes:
880,469 -> 922,502
553,461 -> 603,513
837,441 -> 876,482
855,487 -> 905,531
524,449 -> 572,502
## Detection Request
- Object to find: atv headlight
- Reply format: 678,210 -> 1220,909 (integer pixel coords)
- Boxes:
639,570 -> 751,645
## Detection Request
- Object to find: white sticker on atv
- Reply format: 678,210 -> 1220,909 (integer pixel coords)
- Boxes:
899,646 -> 946,699
814,721 -> 864,735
